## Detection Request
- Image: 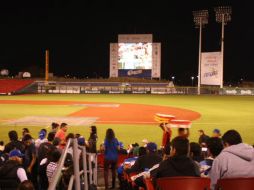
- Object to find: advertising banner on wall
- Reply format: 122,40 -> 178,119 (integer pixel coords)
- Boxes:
152,43 -> 161,78
109,43 -> 118,78
201,52 -> 222,86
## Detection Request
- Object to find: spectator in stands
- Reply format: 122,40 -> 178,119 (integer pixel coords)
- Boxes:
210,130 -> 254,189
154,137 -> 200,179
0,149 -> 28,189
17,180 -> 35,190
200,137 -> 223,177
125,142 -> 162,189
55,123 -> 68,149
22,128 -> 30,141
159,123 -> 172,149
4,130 -> 24,153
51,122 -> 59,134
23,134 -> 36,173
88,125 -> 98,153
103,128 -> 120,189
118,146 -> 146,189
212,129 -> 221,138
198,129 -> 210,146
22,134 -> 37,188
35,129 -> 48,149
190,142 -> 203,162
178,128 -> 190,138
37,132 -> 56,164
46,149 -> 61,184
125,142 -> 162,175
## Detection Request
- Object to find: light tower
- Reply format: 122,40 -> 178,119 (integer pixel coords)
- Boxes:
193,10 -> 209,95
214,6 -> 232,88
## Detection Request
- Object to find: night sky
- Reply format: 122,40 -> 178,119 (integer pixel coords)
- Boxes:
0,0 -> 253,85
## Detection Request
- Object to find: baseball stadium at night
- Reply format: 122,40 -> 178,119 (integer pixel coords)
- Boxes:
0,1 -> 254,190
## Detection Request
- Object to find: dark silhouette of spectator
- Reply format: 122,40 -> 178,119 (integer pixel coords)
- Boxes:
0,149 -> 28,189
51,122 -> 59,134
88,125 -> 98,153
22,128 -> 30,141
37,132 -> 56,164
103,128 -> 120,189
190,142 -> 203,162
4,130 -> 25,153
200,137 -> 223,177
198,130 -> 210,146
22,134 -> 37,188
154,137 -> 200,180
178,128 -> 190,138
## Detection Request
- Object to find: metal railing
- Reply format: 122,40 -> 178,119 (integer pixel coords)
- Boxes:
49,139 -> 98,190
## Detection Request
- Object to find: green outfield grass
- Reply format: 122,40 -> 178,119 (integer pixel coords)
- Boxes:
0,94 -> 254,147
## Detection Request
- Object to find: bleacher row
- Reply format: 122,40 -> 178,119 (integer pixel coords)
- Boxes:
0,79 -> 34,94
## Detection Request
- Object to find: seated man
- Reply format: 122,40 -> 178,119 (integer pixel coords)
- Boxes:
210,130 -> 254,189
125,142 -> 162,175
154,136 -> 200,179
199,137 -> 223,177
125,143 -> 162,189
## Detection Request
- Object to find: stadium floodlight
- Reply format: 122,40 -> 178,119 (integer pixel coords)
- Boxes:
214,6 -> 232,88
193,10 -> 209,95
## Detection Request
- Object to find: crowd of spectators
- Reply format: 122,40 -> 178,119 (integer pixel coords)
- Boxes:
0,123 -> 98,190
0,122 -> 254,190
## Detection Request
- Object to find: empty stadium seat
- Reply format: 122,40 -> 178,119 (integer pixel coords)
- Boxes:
216,178 -> 254,190
0,79 -> 34,94
156,177 -> 211,190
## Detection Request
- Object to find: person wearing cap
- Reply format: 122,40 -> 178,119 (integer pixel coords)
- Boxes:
212,129 -> 221,138
125,142 -> 162,175
0,149 -> 28,189
35,129 -> 48,149
125,142 -> 162,189
198,130 -> 210,146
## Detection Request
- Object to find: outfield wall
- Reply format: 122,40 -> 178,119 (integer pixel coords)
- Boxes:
34,83 -> 254,96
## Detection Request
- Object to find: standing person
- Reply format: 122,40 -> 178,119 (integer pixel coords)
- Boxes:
21,128 -> 30,141
0,149 -> 28,189
103,128 -> 120,189
212,129 -> 221,138
4,130 -> 25,153
55,123 -> 68,149
35,129 -> 48,150
88,126 -> 98,153
198,130 -> 210,146
51,122 -> 59,134
159,123 -> 172,149
22,134 -> 37,188
46,149 -> 61,184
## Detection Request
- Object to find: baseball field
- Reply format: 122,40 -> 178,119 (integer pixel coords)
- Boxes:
0,94 -> 254,146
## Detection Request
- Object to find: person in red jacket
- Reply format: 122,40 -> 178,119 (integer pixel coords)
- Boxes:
159,123 -> 172,149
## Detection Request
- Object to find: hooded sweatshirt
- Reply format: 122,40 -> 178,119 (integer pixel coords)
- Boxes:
210,143 -> 254,189
155,155 -> 200,179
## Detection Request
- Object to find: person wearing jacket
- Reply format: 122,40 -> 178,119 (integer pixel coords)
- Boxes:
210,130 -> 254,190
0,149 -> 28,190
154,136 -> 200,179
